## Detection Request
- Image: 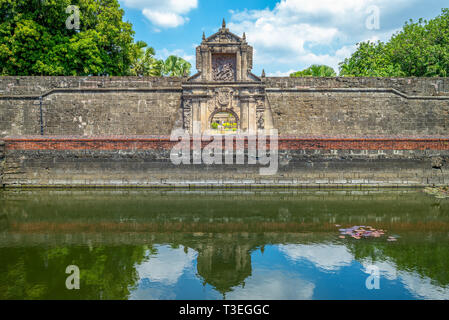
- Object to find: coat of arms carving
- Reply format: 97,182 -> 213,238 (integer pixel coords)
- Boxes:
215,88 -> 233,108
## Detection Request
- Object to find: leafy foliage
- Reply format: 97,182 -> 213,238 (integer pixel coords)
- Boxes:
160,55 -> 191,77
0,0 -> 139,76
290,64 -> 337,77
128,44 -> 191,77
128,41 -> 163,77
0,0 -> 191,77
340,8 -> 449,77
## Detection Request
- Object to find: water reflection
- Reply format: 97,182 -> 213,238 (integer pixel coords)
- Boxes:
0,189 -> 448,300
279,244 -> 353,271
136,246 -> 197,286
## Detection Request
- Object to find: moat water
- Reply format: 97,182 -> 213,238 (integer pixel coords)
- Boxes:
0,189 -> 448,300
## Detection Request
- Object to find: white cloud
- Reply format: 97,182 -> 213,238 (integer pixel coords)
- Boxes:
159,48 -> 195,65
135,245 -> 197,285
228,0 -> 418,74
226,269 -> 315,300
142,10 -> 188,28
279,244 -> 353,271
120,0 -> 197,28
267,69 -> 296,77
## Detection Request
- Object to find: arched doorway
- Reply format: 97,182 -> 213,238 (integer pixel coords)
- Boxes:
209,109 -> 239,133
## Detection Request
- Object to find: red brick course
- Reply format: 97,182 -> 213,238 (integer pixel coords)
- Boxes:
3,136 -> 449,151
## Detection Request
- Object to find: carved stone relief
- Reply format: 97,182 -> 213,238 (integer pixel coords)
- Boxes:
256,100 -> 265,130
183,22 -> 271,134
216,88 -> 234,108
183,99 -> 192,131
212,54 -> 236,81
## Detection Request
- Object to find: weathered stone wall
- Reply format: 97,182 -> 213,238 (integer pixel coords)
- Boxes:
2,137 -> 448,187
0,139 -> 4,186
265,77 -> 449,136
0,77 -> 183,137
265,77 -> 449,96
0,76 -> 184,95
2,76 -> 449,137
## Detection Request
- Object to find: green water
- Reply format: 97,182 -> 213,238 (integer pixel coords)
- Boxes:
0,189 -> 448,300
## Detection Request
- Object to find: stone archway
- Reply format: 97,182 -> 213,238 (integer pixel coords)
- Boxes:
209,109 -> 239,133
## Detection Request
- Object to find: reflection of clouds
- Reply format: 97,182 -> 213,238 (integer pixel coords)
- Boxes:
135,245 -> 197,286
129,286 -> 177,300
400,273 -> 449,300
361,259 -> 398,281
226,269 -> 315,300
362,259 -> 449,300
279,244 -> 353,271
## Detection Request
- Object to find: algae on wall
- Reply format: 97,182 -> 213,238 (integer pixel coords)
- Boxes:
0,140 -> 4,187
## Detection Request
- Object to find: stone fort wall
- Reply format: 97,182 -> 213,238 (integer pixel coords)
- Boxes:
0,77 -> 184,137
1,136 -> 448,187
1,76 -> 449,137
1,76 -> 449,187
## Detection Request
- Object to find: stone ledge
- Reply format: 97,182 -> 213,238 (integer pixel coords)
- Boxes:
265,87 -> 449,100
0,87 -> 183,100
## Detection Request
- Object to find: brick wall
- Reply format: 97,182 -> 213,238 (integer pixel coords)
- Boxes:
4,136 -> 449,151
3,136 -> 448,187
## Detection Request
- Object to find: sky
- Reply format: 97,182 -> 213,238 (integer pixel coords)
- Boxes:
118,0 -> 448,76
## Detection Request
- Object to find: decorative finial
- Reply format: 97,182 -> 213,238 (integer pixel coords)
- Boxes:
243,32 -> 246,41
202,32 -> 206,41
261,69 -> 266,78
222,18 -> 226,28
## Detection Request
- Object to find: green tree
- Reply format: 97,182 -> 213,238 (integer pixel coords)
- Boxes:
161,55 -> 191,77
0,0 -> 137,76
339,41 -> 404,77
128,46 -> 191,77
340,8 -> 449,77
128,41 -> 163,76
290,65 -> 337,77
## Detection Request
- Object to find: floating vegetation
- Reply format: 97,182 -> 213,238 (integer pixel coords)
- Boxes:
424,186 -> 449,199
337,225 -> 398,241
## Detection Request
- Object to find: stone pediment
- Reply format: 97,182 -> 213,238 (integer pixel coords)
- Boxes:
204,19 -> 243,44
189,19 -> 259,83
205,29 -> 243,44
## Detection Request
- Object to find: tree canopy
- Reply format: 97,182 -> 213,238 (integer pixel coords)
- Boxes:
290,65 -> 337,77
0,0 -> 191,76
339,8 -> 449,77
128,43 -> 192,77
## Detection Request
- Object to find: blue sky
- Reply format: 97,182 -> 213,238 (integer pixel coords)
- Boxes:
118,0 -> 448,76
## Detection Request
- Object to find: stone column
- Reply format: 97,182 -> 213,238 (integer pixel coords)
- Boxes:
200,98 -> 208,132
241,50 -> 247,81
192,99 -> 202,134
239,98 -> 249,132
264,104 -> 274,131
247,97 -> 257,133
207,51 -> 212,81
236,51 -> 241,82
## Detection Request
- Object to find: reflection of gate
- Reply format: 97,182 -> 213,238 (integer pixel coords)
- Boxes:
209,109 -> 240,133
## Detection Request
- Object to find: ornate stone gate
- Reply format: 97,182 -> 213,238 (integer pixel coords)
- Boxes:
182,20 -> 274,134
